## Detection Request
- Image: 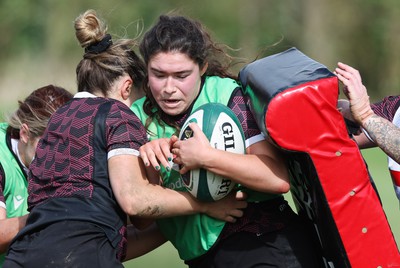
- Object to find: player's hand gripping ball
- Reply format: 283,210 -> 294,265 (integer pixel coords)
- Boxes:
178,103 -> 246,201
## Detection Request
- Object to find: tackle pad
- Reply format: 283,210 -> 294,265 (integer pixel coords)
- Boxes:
239,47 -> 400,267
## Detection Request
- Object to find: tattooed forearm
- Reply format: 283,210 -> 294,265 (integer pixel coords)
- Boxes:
364,114 -> 400,164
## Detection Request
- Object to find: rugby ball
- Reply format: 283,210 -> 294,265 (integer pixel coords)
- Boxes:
178,103 -> 246,201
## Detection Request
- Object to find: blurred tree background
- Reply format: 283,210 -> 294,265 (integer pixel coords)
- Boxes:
1,0 -> 400,111
0,0 -> 398,267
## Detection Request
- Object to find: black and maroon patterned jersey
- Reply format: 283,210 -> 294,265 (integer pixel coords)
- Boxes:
28,96 -> 147,208
24,94 -> 147,261
371,95 -> 400,122
371,95 -> 400,201
228,87 -> 262,141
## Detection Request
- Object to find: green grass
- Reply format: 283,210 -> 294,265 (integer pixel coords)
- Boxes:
124,147 -> 399,267
125,242 -> 185,268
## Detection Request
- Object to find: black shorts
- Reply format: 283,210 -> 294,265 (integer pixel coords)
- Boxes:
3,221 -> 123,268
186,211 -> 323,268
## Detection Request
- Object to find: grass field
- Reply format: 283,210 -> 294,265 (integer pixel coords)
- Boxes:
125,147 -> 400,268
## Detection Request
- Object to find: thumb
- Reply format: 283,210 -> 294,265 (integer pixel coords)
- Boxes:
170,135 -> 179,146
188,122 -> 203,137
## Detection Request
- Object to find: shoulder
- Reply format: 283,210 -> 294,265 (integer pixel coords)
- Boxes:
105,100 -> 148,148
107,100 -> 144,127
132,96 -> 146,108
0,123 -> 8,136
204,76 -> 239,90
130,96 -> 148,121
199,76 -> 240,105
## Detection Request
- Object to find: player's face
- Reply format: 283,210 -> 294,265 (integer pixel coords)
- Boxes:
147,51 -> 206,116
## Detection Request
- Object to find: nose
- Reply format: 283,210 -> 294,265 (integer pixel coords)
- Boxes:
164,76 -> 177,94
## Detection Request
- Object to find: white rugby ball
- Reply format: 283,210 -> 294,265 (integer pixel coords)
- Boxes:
178,103 -> 246,201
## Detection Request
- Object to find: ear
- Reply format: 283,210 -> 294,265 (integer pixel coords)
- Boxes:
200,62 -> 208,76
19,124 -> 30,144
121,77 -> 133,100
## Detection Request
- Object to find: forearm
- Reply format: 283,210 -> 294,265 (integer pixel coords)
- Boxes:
0,214 -> 28,253
363,114 -> 400,164
110,155 -> 246,222
203,149 -> 289,193
126,184 -> 205,218
110,155 -> 206,218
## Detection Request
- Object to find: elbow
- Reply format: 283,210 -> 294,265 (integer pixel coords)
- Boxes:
122,206 -> 139,217
118,196 -> 141,217
269,175 -> 290,194
272,169 -> 290,194
120,201 -> 144,217
277,181 -> 290,194
258,180 -> 290,194
120,198 -> 162,218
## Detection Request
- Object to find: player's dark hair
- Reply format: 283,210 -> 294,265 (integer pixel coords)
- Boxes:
140,14 -> 238,132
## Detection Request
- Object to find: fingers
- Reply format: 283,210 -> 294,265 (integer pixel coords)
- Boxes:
139,138 -> 173,171
337,62 -> 358,75
335,62 -> 362,82
230,207 -> 245,218
143,148 -> 162,171
172,122 -> 206,149
224,211 -> 242,223
170,154 -> 189,174
139,147 -> 151,167
224,215 -> 237,223
223,200 -> 247,223
235,200 -> 248,210
139,146 -> 159,169
188,122 -> 201,134
335,62 -> 368,103
234,190 -> 247,201
170,135 -> 179,144
169,135 -> 180,156
335,64 -> 372,124
335,67 -> 352,85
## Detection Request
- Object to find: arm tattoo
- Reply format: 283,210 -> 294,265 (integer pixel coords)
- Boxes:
364,114 -> 400,164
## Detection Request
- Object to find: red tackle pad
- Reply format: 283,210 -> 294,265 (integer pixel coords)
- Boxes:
239,47 -> 400,267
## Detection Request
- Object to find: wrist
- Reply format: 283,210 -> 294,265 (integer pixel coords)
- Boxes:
350,94 -> 373,125
360,110 -> 375,127
186,192 -> 206,214
197,199 -> 208,214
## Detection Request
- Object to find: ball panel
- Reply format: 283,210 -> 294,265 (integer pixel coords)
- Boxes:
179,109 -> 204,141
209,112 -> 246,154
206,170 -> 237,201
179,103 -> 246,202
197,169 -> 214,201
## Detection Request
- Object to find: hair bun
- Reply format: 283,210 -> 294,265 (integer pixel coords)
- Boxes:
74,9 -> 108,50
85,34 -> 113,54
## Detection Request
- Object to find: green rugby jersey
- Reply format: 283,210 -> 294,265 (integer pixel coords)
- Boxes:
0,123 -> 29,266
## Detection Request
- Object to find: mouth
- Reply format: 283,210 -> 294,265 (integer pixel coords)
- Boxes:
159,99 -> 183,115
162,99 -> 181,107
164,99 -> 179,103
